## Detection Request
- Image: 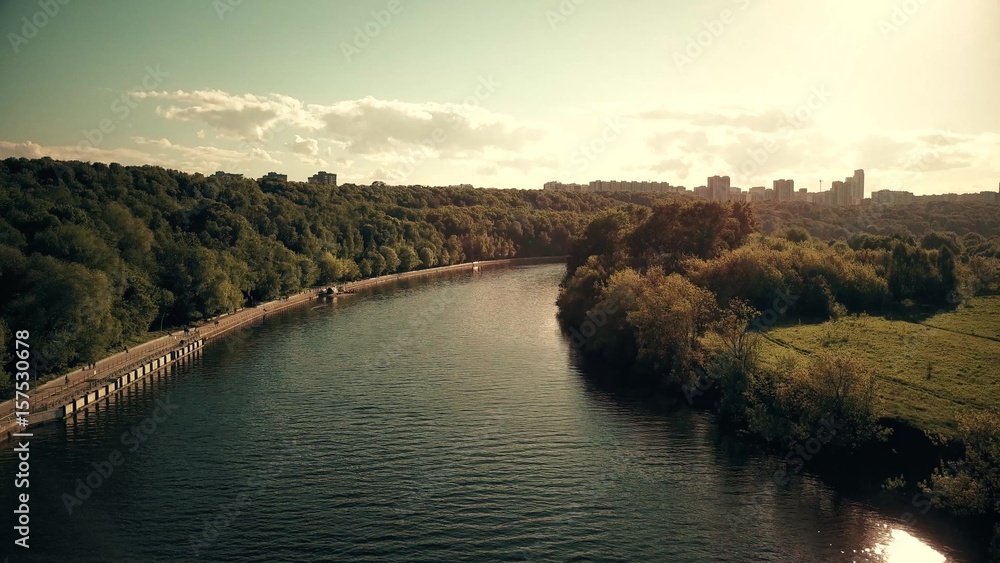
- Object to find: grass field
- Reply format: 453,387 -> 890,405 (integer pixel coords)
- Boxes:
759,296 -> 1000,437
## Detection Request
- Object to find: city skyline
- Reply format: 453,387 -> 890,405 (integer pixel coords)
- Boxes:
544,169 -> 1000,205
2,1 -> 1000,194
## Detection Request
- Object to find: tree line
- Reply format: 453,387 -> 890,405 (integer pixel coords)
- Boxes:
0,157 -> 638,389
556,199 -> 1000,557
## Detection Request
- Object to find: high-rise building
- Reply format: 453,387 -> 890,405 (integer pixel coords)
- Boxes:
708,175 -> 731,201
568,180 -> 682,194
259,172 -> 288,182
308,171 -> 338,186
212,171 -> 244,181
773,179 -> 795,202
852,169 -> 865,204
832,180 -> 849,206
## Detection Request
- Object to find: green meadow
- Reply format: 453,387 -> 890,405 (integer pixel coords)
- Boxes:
760,296 -> 1000,436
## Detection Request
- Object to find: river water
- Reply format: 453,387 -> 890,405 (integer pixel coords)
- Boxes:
0,264 -> 981,561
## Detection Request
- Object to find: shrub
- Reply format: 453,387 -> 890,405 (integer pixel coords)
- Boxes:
925,410 -> 1000,517
782,352 -> 880,447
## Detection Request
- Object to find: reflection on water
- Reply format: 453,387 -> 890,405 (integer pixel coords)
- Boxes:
868,527 -> 948,563
0,264 -> 983,562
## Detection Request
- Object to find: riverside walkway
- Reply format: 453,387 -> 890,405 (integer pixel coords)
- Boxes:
0,256 -> 564,440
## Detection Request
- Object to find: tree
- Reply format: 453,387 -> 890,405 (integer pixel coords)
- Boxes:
712,299 -> 762,376
925,410 -> 1000,522
379,246 -> 400,273
418,246 -> 437,269
624,269 -> 718,384
937,245 -> 958,303
788,352 -> 879,447
398,246 -> 421,272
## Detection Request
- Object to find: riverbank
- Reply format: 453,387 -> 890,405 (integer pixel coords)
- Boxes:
570,332 -> 997,561
0,256 -> 566,441
13,262 -> 965,561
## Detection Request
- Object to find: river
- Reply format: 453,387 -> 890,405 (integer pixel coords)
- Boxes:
0,264 -> 982,561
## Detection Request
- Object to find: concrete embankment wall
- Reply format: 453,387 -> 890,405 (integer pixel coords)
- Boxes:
1,256 -> 565,440
59,339 -> 205,420
0,339 -> 206,439
341,256 -> 565,291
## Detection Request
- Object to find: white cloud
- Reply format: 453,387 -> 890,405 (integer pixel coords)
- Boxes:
317,96 -> 545,155
133,89 -> 324,142
290,135 -> 320,156
0,139 -> 158,164
132,89 -> 547,162
0,137 -> 283,176
637,107 -> 797,133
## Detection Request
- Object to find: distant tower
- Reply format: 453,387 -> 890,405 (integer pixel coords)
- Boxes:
854,169 -> 865,205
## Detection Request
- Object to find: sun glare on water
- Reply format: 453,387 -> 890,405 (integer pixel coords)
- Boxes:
864,527 -> 948,563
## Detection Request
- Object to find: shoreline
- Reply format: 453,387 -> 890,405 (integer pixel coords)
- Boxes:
574,355 -> 992,560
1,256 -> 566,441
572,346 -> 993,561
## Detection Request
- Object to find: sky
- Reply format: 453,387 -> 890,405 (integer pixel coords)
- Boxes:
1,0 -> 998,194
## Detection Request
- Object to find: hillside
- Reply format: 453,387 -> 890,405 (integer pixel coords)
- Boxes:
0,157 -> 636,388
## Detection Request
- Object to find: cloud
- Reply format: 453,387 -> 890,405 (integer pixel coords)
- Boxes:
290,135 -> 320,156
0,137 -> 282,175
637,107 -> 796,133
852,131 -> 990,174
648,130 -> 710,153
0,140 -> 46,159
248,147 -> 282,165
132,89 -> 547,164
0,139 -> 156,164
133,89 -> 324,142
649,157 -> 691,176
131,135 -> 281,166
318,96 -> 545,155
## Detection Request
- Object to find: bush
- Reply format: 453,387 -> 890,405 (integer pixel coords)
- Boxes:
782,352 -> 880,447
620,269 -> 718,385
925,410 -> 1000,516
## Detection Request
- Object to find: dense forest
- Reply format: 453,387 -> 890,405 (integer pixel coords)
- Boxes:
756,201 -> 1000,243
556,199 -> 1000,557
0,157 -> 651,387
